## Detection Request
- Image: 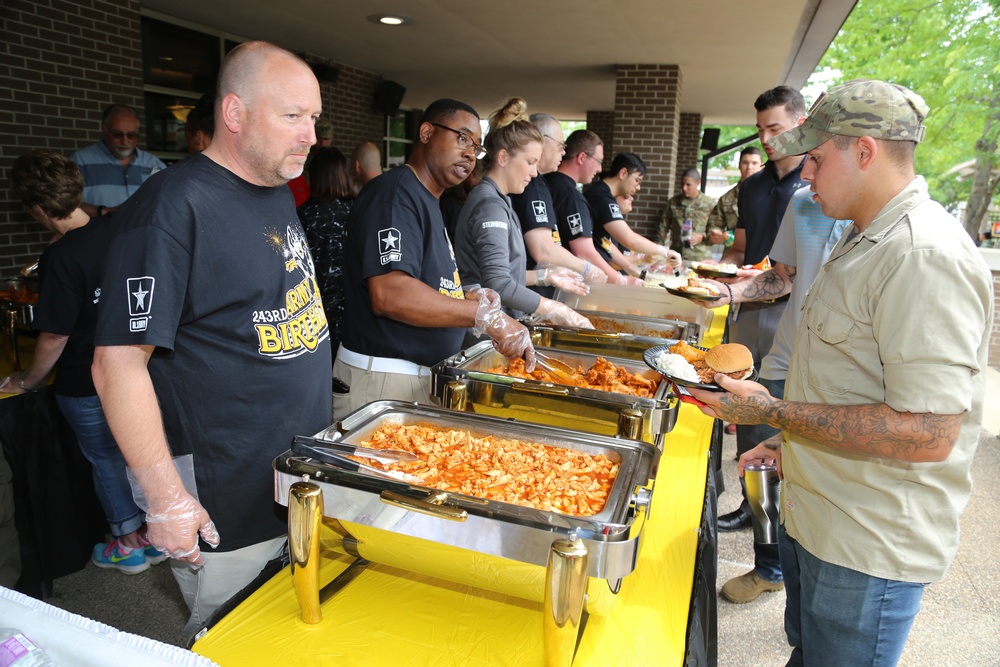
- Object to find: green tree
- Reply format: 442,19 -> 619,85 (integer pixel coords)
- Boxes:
813,0 -> 1000,237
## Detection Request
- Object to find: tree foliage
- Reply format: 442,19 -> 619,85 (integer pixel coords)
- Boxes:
814,0 -> 1000,232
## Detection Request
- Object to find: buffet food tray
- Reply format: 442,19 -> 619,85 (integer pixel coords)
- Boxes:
274,401 -> 659,579
430,341 -> 678,446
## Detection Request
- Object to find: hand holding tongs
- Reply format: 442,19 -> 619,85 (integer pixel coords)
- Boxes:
291,436 -> 422,484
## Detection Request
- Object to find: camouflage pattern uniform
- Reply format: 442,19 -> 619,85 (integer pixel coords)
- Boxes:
707,183 -> 741,236
658,191 -> 717,261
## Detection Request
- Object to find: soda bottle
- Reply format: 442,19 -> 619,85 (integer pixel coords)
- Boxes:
0,629 -> 58,666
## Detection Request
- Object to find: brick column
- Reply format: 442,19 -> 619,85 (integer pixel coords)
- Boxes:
611,64 -> 682,239
585,110 -> 615,170
676,112 -> 704,190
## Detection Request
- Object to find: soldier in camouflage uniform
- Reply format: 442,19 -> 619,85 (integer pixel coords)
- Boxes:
705,146 -> 763,246
657,168 -> 716,261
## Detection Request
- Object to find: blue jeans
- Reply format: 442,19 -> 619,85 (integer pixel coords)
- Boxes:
779,526 -> 925,667
56,394 -> 143,537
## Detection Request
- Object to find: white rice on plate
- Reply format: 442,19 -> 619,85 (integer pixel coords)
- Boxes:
654,351 -> 700,383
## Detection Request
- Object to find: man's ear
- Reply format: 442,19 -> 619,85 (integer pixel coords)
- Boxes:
418,122 -> 434,145
857,135 -> 878,170
617,167 -> 629,181
220,94 -> 242,133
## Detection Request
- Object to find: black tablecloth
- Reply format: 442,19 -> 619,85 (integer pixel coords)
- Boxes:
0,387 -> 105,598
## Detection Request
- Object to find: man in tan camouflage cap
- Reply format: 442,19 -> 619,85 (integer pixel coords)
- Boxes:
690,79 -> 993,665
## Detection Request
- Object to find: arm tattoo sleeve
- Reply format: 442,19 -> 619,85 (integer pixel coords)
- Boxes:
739,266 -> 791,302
772,401 -> 961,463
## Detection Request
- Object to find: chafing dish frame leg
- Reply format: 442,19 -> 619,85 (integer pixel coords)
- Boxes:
617,408 -> 644,440
4,308 -> 20,372
543,537 -> 589,667
442,379 -> 469,411
288,480 -> 323,624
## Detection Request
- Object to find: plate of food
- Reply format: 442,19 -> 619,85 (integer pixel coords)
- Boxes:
689,261 -> 739,278
662,277 -> 723,302
643,341 -> 756,391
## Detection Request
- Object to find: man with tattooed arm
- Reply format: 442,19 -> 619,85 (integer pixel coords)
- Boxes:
691,80 -> 993,666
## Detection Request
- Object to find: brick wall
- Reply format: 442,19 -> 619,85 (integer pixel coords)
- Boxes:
676,112 -> 703,190
304,57 -> 385,156
585,110 -> 614,170
0,0 -> 145,274
612,64 -> 682,239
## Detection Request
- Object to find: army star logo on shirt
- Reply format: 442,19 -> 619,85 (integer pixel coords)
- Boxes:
609,203 -> 621,219
126,276 -> 154,332
379,227 -> 402,265
532,200 -> 549,222
567,213 -> 583,235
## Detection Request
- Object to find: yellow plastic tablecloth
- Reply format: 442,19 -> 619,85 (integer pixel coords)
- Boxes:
194,312 -> 726,667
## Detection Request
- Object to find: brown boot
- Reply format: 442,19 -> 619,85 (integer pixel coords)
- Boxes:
720,570 -> 784,604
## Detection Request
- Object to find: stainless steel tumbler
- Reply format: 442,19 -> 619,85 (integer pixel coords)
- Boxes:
744,464 -> 781,544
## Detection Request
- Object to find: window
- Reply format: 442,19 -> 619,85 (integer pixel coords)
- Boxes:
385,110 -> 418,169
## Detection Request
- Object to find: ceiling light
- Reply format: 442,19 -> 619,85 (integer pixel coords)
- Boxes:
367,14 -> 415,26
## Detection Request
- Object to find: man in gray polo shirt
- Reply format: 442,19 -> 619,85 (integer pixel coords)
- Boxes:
692,80 -> 993,666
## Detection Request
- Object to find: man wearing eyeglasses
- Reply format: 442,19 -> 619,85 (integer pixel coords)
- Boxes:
335,98 -> 535,419
545,130 -> 643,286
510,113 -> 607,296
70,104 -> 165,218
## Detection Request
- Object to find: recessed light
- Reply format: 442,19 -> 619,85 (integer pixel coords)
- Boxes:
367,14 -> 415,26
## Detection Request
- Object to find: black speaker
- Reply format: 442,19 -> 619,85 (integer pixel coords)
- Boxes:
373,80 -> 406,115
310,62 -> 340,85
701,128 -> 721,151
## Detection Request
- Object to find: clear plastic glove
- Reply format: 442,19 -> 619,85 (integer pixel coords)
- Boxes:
536,265 -> 589,296
581,263 -> 607,285
471,288 -> 536,371
536,298 -> 594,329
657,245 -> 683,269
127,461 -> 220,566
612,273 -> 645,288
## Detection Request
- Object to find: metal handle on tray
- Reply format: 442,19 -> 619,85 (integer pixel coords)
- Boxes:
510,383 -> 571,396
380,489 -> 468,522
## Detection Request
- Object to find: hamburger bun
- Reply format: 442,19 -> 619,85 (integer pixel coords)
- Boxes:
704,343 -> 753,379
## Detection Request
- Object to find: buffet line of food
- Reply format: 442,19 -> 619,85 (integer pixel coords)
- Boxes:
273,270 -> 735,666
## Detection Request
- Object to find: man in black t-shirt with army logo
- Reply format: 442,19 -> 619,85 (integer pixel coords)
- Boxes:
94,42 -> 333,639
335,99 -> 535,419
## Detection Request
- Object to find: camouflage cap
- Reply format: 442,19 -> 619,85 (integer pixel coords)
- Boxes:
768,79 -> 929,157
315,120 -> 334,140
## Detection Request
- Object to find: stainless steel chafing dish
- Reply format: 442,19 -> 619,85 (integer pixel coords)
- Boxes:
275,401 -> 660,665
430,341 -> 678,447
525,316 -> 696,361
1,276 -> 38,371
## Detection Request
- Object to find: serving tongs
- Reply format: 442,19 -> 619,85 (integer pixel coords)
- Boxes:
533,350 -> 578,384
293,434 -> 417,464
291,436 -> 423,484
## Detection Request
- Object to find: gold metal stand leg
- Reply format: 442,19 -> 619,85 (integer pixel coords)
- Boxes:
288,481 -> 323,624
443,379 -> 468,411
543,537 -> 589,667
617,408 -> 644,440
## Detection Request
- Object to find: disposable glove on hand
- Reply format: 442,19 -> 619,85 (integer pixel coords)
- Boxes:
537,298 -> 594,329
536,265 -> 589,296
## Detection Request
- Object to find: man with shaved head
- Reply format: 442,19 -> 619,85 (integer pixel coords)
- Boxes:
93,41 -> 331,637
350,140 -> 382,193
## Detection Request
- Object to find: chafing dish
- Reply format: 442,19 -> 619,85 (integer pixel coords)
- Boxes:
430,341 -> 677,446
526,317 -> 696,361
276,402 -> 659,663
555,282 -> 715,338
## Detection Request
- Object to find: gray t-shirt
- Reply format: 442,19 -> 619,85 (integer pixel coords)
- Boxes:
454,176 -> 541,316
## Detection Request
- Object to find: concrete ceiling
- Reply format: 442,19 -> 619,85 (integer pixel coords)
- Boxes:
142,0 -> 856,125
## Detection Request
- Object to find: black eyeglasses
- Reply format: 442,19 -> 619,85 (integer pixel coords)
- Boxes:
109,131 -> 138,141
543,135 -> 566,151
585,153 -> 603,165
431,123 -> 486,159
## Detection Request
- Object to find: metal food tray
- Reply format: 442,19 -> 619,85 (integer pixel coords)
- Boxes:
274,401 -> 659,579
525,316 -> 697,360
430,341 -> 678,446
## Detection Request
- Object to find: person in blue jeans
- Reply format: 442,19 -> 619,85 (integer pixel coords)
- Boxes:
703,188 -> 850,603
694,80 -> 991,666
5,149 -> 165,574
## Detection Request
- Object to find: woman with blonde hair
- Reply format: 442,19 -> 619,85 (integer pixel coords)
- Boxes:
454,98 -> 591,328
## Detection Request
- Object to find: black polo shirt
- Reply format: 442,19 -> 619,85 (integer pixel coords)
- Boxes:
736,158 -> 807,266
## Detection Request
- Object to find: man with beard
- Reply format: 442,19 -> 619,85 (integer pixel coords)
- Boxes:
334,99 -> 535,419
70,104 -> 165,217
93,42 -> 333,639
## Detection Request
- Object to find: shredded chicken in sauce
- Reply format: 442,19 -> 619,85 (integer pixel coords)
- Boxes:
485,356 -> 659,398
358,422 -> 619,516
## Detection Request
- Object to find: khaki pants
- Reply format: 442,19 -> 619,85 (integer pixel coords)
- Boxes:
332,357 -> 432,421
